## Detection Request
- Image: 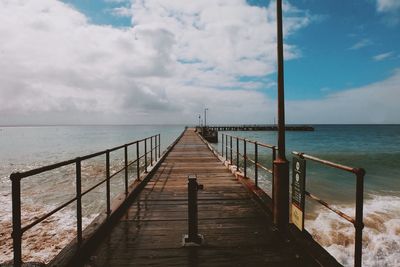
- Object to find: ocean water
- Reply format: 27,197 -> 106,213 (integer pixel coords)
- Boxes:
0,125 -> 399,266
0,125 -> 184,264
214,125 -> 400,267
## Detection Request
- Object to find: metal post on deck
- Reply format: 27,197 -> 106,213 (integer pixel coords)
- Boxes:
158,134 -> 161,159
124,145 -> 128,195
230,136 -> 233,164
272,0 -> 290,232
106,150 -> 111,216
255,143 -> 258,187
76,159 -> 83,245
155,135 -> 158,162
244,140 -> 247,178
225,135 -> 228,162
136,142 -> 140,181
150,136 -> 153,166
236,138 -> 239,170
221,134 -> 224,157
144,139 -> 148,173
11,172 -> 22,267
183,174 -> 204,246
354,168 -> 365,267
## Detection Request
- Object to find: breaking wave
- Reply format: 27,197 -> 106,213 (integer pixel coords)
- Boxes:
306,194 -> 400,267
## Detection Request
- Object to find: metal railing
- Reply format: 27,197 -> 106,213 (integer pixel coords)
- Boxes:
10,134 -> 161,267
292,151 -> 365,267
220,133 -> 276,189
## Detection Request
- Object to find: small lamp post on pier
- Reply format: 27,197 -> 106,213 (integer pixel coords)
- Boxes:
273,0 -> 290,233
204,108 -> 208,128
198,114 -> 201,128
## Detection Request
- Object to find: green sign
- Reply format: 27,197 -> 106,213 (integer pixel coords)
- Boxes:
291,156 -> 306,231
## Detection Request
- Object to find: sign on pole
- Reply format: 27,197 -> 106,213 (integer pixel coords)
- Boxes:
291,156 -> 306,231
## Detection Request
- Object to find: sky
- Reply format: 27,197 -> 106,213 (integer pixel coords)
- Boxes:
0,0 -> 399,125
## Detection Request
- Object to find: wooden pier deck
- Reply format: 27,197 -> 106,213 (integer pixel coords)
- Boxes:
82,129 -> 317,267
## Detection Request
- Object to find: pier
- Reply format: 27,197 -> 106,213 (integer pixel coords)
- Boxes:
77,129 -> 320,266
199,125 -> 314,131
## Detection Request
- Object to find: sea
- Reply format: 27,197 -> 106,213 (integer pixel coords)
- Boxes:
0,124 -> 399,266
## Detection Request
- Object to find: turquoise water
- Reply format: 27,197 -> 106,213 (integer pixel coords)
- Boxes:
216,125 -> 400,199
0,125 -> 184,182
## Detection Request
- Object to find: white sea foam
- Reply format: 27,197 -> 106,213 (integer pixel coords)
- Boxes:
306,194 -> 400,267
0,193 -> 96,264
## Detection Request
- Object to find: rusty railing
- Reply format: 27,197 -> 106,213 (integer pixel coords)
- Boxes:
220,133 -> 276,189
10,134 -> 161,267
292,151 -> 365,267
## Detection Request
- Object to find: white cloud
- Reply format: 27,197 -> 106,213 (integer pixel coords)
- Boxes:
0,0 -> 310,125
349,38 -> 373,50
287,69 -> 400,124
373,51 -> 393,61
110,7 -> 132,17
376,0 -> 400,13
375,0 -> 400,25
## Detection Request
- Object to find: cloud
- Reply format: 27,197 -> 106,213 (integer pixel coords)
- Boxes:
372,51 -> 394,61
375,0 -> 400,25
349,38 -> 373,50
376,0 -> 400,13
110,7 -> 132,17
287,69 -> 400,124
0,0 -> 310,125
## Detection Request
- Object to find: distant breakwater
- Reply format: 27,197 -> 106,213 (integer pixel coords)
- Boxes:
198,125 -> 314,131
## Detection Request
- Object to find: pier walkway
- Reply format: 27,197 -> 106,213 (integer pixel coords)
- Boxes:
81,129 -> 317,267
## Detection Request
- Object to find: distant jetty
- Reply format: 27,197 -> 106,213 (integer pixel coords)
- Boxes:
200,124 -> 314,131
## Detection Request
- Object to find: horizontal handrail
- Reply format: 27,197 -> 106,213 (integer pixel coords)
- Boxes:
12,135 -> 159,180
220,133 -> 276,190
292,151 -> 365,267
223,133 -> 276,149
305,191 -> 354,224
11,133 -> 162,267
292,151 -> 361,174
21,196 -> 78,234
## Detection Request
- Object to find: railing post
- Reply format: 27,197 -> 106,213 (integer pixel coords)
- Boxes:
155,135 -> 158,162
150,136 -> 153,166
221,134 -> 224,157
106,150 -> 111,216
230,136 -> 233,164
225,135 -> 228,161
158,134 -> 161,158
354,168 -> 365,267
272,146 -> 277,202
11,172 -> 22,267
144,139 -> 148,173
136,142 -> 140,181
236,138 -> 239,170
124,145 -> 128,195
255,142 -> 258,187
75,159 -> 83,246
244,139 -> 247,178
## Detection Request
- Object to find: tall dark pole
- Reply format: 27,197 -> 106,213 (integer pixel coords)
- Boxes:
273,0 -> 289,233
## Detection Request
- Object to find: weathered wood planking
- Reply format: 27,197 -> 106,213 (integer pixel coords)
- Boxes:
82,129 -> 318,267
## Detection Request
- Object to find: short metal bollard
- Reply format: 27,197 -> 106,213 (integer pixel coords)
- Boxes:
183,174 -> 204,246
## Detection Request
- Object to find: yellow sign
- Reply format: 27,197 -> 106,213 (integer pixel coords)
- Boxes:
291,204 -> 303,231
